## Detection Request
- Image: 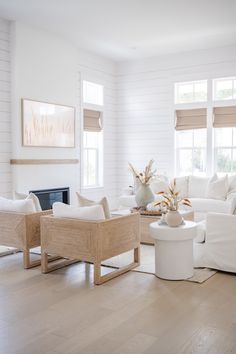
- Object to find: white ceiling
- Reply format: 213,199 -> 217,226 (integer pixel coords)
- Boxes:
0,0 -> 236,62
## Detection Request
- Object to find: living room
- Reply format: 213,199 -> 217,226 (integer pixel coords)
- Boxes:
0,1 -> 236,353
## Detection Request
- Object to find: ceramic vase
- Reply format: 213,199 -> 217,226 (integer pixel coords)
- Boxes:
166,210 -> 183,227
135,184 -> 154,208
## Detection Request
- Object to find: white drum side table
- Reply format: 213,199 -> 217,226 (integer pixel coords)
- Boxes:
150,221 -> 197,280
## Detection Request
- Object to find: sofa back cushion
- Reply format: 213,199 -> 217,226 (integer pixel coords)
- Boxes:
151,176 -> 169,194
0,197 -> 36,214
174,176 -> 189,199
189,176 -> 210,198
53,202 -> 105,220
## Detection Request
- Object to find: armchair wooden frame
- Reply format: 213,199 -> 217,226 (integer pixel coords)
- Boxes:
40,213 -> 140,285
0,210 -> 53,268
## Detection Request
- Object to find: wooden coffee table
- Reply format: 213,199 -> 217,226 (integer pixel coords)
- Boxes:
111,209 -> 194,245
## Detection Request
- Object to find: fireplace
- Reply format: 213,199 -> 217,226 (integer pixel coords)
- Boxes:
29,187 -> 70,210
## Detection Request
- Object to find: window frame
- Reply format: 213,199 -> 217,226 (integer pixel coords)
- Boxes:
174,78 -> 236,177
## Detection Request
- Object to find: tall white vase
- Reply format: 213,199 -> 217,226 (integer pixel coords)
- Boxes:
135,184 -> 154,208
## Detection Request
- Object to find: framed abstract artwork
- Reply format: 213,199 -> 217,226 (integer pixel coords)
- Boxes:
21,99 -> 75,147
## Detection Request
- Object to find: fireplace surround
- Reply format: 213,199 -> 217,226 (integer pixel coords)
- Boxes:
29,187 -> 69,210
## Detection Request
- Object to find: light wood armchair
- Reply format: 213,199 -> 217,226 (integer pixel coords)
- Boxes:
40,213 -> 140,285
0,210 -> 52,268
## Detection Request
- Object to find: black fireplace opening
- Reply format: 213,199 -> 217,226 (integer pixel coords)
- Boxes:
29,187 -> 70,210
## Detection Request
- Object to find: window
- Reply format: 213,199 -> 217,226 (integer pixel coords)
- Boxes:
214,128 -> 236,174
213,77 -> 236,101
176,129 -> 207,176
175,80 -> 207,104
83,80 -> 103,106
83,131 -> 103,187
82,80 -> 104,188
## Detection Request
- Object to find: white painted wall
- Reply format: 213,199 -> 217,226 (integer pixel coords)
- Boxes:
10,21 -> 118,207
0,18 -> 11,197
116,45 -> 236,193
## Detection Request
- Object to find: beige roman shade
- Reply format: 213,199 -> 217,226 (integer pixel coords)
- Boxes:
213,106 -> 236,128
175,108 -> 207,130
83,109 -> 103,132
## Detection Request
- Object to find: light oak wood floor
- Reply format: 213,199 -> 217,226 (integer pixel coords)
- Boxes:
0,252 -> 236,354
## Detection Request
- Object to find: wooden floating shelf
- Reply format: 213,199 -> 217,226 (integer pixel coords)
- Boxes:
10,159 -> 79,165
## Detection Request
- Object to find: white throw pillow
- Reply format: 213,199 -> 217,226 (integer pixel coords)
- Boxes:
228,175 -> 236,193
188,176 -> 210,198
207,175 -> 229,200
76,193 -> 111,219
53,202 -> 105,220
174,176 -> 189,199
0,197 -> 36,214
150,176 -> 169,194
14,191 -> 42,212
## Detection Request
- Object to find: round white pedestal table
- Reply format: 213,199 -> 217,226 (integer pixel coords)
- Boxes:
150,220 -> 197,280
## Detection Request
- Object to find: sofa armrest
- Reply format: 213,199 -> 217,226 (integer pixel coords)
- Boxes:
226,192 -> 236,214
206,212 -> 236,243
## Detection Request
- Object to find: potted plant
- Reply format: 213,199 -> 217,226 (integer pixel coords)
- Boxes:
128,160 -> 156,208
154,179 -> 191,227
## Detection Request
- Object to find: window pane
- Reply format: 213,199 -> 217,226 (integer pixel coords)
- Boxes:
83,80 -> 103,105
215,128 -> 232,147
194,82 -> 207,102
84,149 -> 97,186
177,130 -> 193,148
194,129 -> 206,147
216,148 -> 232,172
193,148 -> 206,173
215,79 -> 233,100
178,83 -> 194,103
232,150 -> 236,173
178,149 -> 192,174
175,80 -> 207,104
84,131 -> 99,148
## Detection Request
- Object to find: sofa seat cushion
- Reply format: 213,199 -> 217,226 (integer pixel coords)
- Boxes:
189,198 -> 232,214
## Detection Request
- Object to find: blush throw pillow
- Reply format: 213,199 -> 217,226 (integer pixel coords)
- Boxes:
0,197 -> 36,214
206,175 -> 229,200
76,193 -> 111,219
53,202 -> 105,220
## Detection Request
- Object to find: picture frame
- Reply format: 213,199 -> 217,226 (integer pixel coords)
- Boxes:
21,98 -> 75,147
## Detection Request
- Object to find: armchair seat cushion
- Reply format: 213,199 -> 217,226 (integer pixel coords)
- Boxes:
189,198 -> 232,214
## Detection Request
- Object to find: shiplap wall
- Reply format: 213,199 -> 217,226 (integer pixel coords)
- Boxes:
0,18 -> 11,197
116,46 -> 236,193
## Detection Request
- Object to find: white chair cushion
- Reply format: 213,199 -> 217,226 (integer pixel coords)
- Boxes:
14,191 -> 42,212
76,193 -> 111,219
206,175 -> 228,200
189,176 -> 210,198
0,197 -> 36,214
53,202 -> 105,220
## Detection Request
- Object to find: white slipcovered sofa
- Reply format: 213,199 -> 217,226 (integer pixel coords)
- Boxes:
119,174 -> 236,221
194,213 -> 236,273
